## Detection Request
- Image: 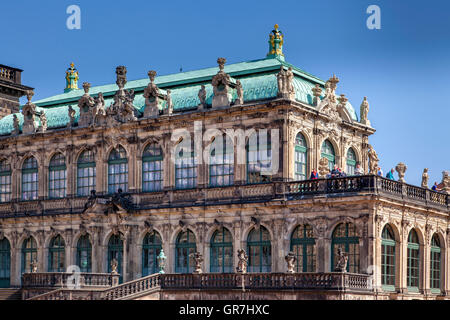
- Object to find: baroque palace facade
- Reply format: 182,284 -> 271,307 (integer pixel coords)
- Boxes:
0,26 -> 449,300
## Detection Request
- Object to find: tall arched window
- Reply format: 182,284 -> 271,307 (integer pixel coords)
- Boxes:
430,234 -> 442,293
247,131 -> 273,184
142,144 -> 163,192
22,156 -> 38,201
321,140 -> 335,171
407,229 -> 420,291
175,230 -> 196,273
142,232 -> 162,276
294,133 -> 308,181
108,146 -> 128,194
331,223 -> 359,273
76,235 -> 92,273
346,148 -> 357,175
22,237 -> 37,274
175,141 -> 197,189
0,160 -> 11,203
49,153 -> 67,199
210,227 -> 233,273
247,226 -> 271,272
381,225 -> 396,290
209,135 -> 234,187
290,225 -> 316,272
77,150 -> 96,197
48,235 -> 65,272
0,238 -> 10,288
108,234 -> 123,283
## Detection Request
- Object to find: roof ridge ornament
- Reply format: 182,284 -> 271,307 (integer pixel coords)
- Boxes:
276,66 -> 295,100
211,57 -> 234,109
64,62 -> 79,93
21,90 -> 38,134
266,24 -> 284,61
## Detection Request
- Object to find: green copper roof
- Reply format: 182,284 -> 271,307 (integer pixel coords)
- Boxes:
0,57 -> 359,136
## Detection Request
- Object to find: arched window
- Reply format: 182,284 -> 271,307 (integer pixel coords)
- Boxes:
22,156 -> 38,201
108,234 -> 123,283
142,144 -> 163,192
0,238 -> 10,288
321,140 -> 335,171
290,225 -> 316,272
294,133 -> 308,181
209,135 -> 234,187
22,237 -> 37,274
142,232 -> 162,276
210,227 -> 233,273
48,235 -> 65,272
49,153 -> 67,199
407,229 -> 420,291
247,226 -> 271,272
381,225 -> 396,290
0,160 -> 11,203
175,141 -> 197,189
346,148 -> 357,175
76,235 -> 92,273
331,223 -> 359,273
247,131 -> 273,184
77,150 -> 96,197
430,234 -> 442,293
175,230 -> 196,273
108,146 -> 128,194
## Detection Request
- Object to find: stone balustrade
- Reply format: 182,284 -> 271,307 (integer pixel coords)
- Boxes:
21,272 -> 119,289
0,175 -> 447,216
0,65 -> 16,82
99,273 -> 161,300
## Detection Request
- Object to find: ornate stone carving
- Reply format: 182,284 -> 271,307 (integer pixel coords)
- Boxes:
164,89 -> 173,115
92,92 -> 106,125
368,145 -> 379,175
110,258 -> 118,274
21,91 -> 38,134
198,85 -> 207,110
276,66 -> 295,100
191,252 -> 203,274
12,114 -> 20,135
285,252 -> 296,273
157,249 -> 167,274
441,171 -> 450,194
334,248 -> 348,272
318,157 -> 329,177
395,162 -> 407,183
421,168 -> 429,189
30,259 -> 38,273
360,97 -> 370,126
212,58 -> 233,108
106,66 -> 138,124
236,249 -> 248,273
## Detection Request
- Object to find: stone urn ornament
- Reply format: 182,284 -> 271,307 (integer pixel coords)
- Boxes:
395,162 -> 407,183
157,249 -> 167,274
236,249 -> 248,274
285,252 -> 296,273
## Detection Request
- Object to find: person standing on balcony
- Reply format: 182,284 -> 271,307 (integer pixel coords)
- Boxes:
386,168 -> 395,180
354,162 -> 363,175
431,182 -> 441,192
310,169 -> 319,180
331,165 -> 340,178
377,167 -> 383,176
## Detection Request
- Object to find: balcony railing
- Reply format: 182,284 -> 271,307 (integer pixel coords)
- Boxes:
159,272 -> 372,292
21,272 -> 119,288
0,66 -> 16,82
0,175 -> 448,216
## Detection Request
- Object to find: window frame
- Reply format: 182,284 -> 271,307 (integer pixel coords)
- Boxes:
294,133 -> 308,181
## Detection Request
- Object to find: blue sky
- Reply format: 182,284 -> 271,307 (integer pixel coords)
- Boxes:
1,0 -> 449,186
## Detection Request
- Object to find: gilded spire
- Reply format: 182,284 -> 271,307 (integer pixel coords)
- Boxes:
64,62 -> 79,93
266,24 -> 284,61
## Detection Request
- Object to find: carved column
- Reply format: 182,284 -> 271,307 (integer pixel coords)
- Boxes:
128,143 -> 137,193
96,144 -> 106,195
163,133 -> 173,190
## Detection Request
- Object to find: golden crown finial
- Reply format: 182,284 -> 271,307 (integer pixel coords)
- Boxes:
70,62 -> 75,69
274,24 -> 279,30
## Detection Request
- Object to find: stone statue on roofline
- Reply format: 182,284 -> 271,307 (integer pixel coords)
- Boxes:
234,80 -> 244,105
93,92 -> 106,126
21,90 -> 38,134
277,66 -> 295,100
39,110 -> 47,133
421,168 -> 429,189
198,85 -> 207,110
12,114 -> 20,135
143,70 -> 162,118
107,66 -> 139,123
360,96 -> 370,126
164,89 -> 173,115
67,105 -> 76,128
212,57 -> 233,109
441,171 -> 450,194
78,82 -> 95,127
